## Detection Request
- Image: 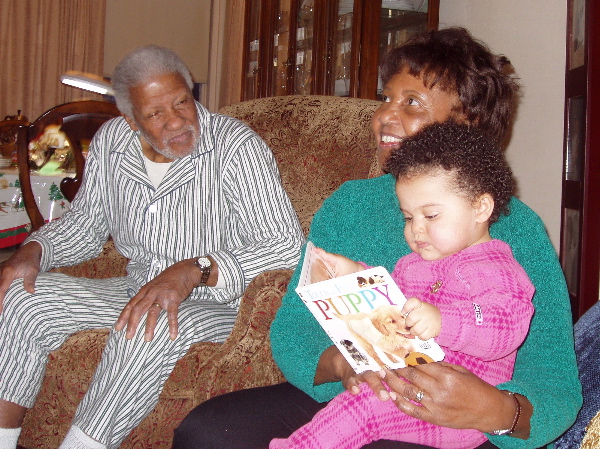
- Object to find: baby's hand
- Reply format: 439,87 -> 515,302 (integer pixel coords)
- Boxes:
309,247 -> 363,282
401,297 -> 441,341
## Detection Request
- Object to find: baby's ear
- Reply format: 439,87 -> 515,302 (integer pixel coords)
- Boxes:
474,193 -> 494,223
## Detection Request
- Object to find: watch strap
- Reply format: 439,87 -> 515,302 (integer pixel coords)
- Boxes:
198,267 -> 210,286
194,257 -> 212,286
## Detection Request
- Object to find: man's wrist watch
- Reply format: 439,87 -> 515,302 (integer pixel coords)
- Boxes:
491,391 -> 521,436
194,256 -> 212,286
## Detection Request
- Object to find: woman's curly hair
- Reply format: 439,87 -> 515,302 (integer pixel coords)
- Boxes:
380,27 -> 520,143
385,122 -> 514,223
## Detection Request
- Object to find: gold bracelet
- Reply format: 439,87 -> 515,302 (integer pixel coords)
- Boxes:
490,391 -> 521,436
508,392 -> 522,434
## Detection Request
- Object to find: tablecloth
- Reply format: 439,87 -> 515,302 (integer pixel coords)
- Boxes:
0,167 -> 71,248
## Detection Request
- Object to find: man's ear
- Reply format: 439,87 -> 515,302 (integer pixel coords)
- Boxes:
474,193 -> 494,223
123,114 -> 139,132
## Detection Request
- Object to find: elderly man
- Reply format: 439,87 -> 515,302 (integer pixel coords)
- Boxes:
0,45 -> 304,449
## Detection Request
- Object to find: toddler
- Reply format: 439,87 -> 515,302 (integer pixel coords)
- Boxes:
270,122 -> 535,449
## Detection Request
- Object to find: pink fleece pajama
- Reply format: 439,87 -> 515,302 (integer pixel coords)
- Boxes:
270,240 -> 535,449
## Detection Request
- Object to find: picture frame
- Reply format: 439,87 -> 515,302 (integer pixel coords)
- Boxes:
565,96 -> 585,181
568,0 -> 586,70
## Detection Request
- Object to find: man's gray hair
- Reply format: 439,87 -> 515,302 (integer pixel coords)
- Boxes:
112,45 -> 194,118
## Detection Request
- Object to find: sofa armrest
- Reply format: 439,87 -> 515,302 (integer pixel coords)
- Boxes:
193,268 -> 294,401
230,268 -> 295,344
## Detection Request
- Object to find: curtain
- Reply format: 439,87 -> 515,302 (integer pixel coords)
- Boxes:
217,0 -> 245,109
0,0 -> 106,121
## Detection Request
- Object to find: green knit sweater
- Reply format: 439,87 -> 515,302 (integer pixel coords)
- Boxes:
271,174 -> 582,449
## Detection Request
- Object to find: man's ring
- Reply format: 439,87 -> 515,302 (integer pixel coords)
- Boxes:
415,390 -> 424,403
152,303 -> 161,309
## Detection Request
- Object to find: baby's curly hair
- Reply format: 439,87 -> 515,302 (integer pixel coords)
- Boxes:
385,122 -> 514,223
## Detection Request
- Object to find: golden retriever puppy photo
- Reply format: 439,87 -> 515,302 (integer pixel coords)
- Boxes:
334,305 -> 419,368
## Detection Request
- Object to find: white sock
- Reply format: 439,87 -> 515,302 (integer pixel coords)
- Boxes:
59,426 -> 106,449
0,427 -> 21,449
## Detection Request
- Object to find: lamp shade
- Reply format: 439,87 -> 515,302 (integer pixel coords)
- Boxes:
60,71 -> 115,96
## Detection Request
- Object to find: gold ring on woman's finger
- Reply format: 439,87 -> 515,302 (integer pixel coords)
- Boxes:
152,303 -> 161,309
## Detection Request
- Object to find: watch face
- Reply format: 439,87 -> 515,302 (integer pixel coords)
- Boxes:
196,257 -> 211,269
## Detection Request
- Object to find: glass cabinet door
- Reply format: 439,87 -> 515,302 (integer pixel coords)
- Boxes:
294,0 -> 315,94
380,0 -> 431,50
242,0 -> 438,101
244,0 -> 262,101
332,1 -> 355,97
272,0 -> 294,96
378,0 -> 433,97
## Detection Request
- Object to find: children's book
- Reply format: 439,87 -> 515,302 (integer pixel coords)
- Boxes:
296,242 -> 445,373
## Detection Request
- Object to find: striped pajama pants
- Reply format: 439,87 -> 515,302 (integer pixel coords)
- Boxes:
0,272 -> 238,448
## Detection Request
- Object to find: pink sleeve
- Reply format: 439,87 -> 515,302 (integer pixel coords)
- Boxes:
435,252 -> 535,361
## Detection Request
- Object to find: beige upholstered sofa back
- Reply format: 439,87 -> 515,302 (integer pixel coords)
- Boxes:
220,95 -> 381,235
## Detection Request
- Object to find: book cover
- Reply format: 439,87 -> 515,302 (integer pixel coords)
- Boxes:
296,242 -> 445,373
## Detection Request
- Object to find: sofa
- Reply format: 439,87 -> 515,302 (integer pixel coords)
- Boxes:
555,301 -> 600,449
18,95 -> 382,448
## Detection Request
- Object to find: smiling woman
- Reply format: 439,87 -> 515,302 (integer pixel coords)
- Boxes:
373,70 -> 462,168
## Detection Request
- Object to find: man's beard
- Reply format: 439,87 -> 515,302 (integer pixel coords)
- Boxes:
140,125 -> 199,160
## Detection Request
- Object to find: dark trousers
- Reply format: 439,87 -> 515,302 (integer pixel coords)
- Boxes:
172,382 -> 499,449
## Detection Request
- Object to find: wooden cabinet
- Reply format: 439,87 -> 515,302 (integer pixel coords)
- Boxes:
242,0 -> 439,101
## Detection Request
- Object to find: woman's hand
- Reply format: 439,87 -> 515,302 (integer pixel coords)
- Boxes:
310,247 -> 362,282
315,348 -> 532,438
384,362 -> 532,439
314,346 -> 392,400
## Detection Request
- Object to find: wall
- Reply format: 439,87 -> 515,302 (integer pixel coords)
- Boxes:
104,0 -> 211,83
440,1 -> 567,251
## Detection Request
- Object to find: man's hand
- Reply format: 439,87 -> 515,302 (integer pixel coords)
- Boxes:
0,241 -> 42,313
115,258 -> 203,342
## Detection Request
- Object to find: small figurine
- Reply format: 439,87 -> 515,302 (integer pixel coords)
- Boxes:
28,124 -> 71,172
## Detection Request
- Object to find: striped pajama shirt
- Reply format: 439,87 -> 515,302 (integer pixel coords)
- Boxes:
0,102 -> 304,448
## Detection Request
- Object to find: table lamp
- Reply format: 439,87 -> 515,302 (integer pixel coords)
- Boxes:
60,71 -> 115,97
